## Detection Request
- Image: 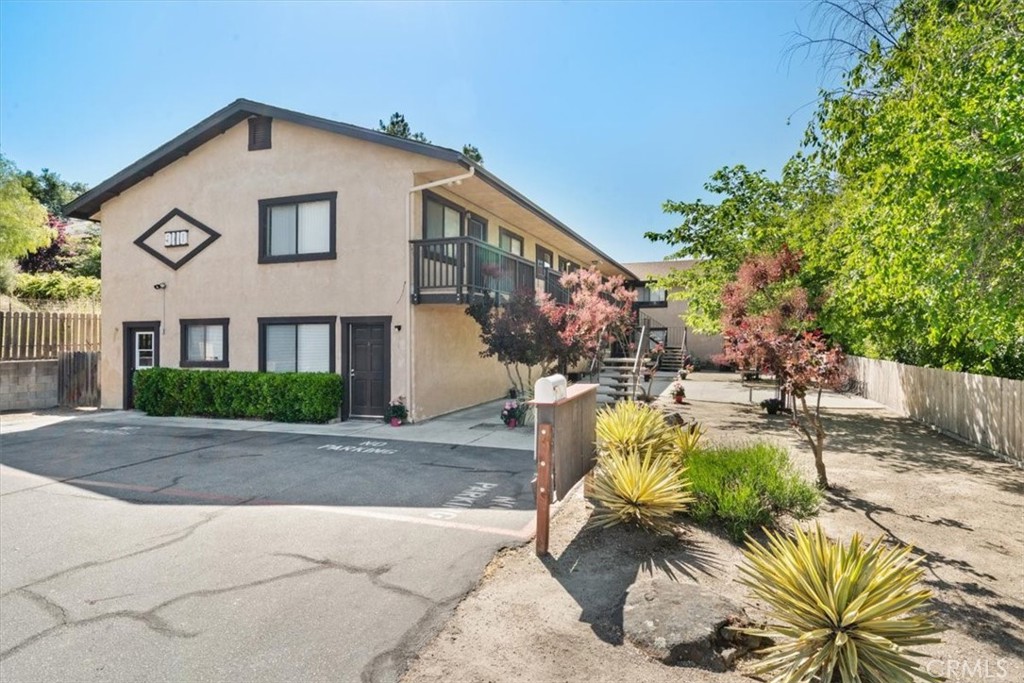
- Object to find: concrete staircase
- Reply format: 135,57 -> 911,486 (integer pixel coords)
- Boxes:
596,357 -> 638,405
595,355 -> 664,405
659,346 -> 685,372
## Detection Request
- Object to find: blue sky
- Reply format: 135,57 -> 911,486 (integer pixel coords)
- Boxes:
1,1 -> 828,262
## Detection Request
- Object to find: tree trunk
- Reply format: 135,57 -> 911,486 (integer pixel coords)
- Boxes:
796,396 -> 829,489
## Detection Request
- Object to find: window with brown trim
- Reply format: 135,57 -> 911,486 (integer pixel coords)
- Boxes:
536,245 -> 554,272
258,316 -> 336,373
467,213 -> 487,241
423,193 -> 463,240
559,256 -> 580,273
499,227 -> 524,257
258,192 -> 337,263
180,318 -> 229,368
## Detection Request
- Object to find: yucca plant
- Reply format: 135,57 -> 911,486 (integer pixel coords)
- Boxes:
739,524 -> 943,683
589,444 -> 693,534
596,400 -> 674,455
671,422 -> 706,460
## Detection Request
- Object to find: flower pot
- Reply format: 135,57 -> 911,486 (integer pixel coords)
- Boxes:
673,395 -> 683,404
390,417 -> 402,427
507,418 -> 517,429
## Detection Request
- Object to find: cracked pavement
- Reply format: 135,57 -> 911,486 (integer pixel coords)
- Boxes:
0,418 -> 535,682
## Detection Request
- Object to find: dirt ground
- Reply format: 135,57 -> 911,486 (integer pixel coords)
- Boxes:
402,378 -> 1024,683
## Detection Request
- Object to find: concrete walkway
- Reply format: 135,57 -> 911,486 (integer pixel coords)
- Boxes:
1,399 -> 535,450
672,371 -> 883,409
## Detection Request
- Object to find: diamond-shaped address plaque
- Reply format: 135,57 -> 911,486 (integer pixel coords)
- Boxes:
134,209 -> 222,270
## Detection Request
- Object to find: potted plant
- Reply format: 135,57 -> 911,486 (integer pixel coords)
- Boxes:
760,397 -> 785,415
384,396 -> 408,426
678,353 -> 696,380
671,381 -> 686,404
501,399 -> 525,428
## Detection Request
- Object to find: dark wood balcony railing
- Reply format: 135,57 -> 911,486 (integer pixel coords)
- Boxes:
543,269 -> 571,305
411,237 -> 536,304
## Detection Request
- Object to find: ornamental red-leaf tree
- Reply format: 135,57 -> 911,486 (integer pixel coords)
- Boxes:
465,288 -> 564,397
466,267 -> 637,397
538,266 -> 637,371
716,246 -> 848,488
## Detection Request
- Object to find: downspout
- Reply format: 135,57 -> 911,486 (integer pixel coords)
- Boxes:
406,165 -> 476,422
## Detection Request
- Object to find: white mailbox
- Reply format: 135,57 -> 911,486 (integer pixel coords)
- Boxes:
534,374 -> 568,403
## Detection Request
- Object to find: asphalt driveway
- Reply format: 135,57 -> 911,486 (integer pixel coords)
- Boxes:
0,418 -> 536,682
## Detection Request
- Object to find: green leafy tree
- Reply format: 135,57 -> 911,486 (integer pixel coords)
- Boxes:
377,112 -> 485,164
377,112 -> 430,143
0,155 -> 51,262
18,168 -> 88,217
804,0 -> 1024,377
645,156 -> 830,334
462,144 -> 483,164
647,0 -> 1024,379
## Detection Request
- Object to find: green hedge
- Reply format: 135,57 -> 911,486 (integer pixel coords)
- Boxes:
133,367 -> 343,423
14,272 -> 101,300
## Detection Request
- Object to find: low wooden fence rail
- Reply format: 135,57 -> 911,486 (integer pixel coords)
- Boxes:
533,382 -> 599,555
0,311 -> 101,361
847,356 -> 1022,464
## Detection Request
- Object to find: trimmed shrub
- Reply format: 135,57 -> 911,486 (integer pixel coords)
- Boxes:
133,367 -> 343,423
686,442 -> 820,541
13,272 -> 100,300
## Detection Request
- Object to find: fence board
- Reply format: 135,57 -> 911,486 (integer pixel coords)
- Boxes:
848,355 -> 1023,465
58,351 -> 100,407
0,311 -> 100,360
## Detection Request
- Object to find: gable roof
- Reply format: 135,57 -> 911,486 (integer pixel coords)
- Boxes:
65,98 -> 634,278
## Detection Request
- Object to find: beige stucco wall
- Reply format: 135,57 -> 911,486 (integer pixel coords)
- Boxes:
96,115 -> 627,420
624,260 -> 724,364
411,305 -> 511,421
99,118 -> 418,410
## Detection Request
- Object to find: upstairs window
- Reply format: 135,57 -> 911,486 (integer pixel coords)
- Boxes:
499,228 -> 524,257
536,245 -> 554,272
424,195 -> 462,239
559,257 -> 580,273
467,213 -> 488,241
258,192 -> 337,263
180,319 -> 228,368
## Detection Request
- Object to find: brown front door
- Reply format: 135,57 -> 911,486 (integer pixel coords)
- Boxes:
123,322 -> 160,409
347,322 -> 389,418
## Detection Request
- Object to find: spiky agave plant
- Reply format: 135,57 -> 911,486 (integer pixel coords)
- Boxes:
671,422 -> 706,460
589,444 -> 693,534
739,524 -> 943,683
596,400 -> 674,455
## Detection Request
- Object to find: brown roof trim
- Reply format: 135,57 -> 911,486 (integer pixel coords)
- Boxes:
64,98 -> 635,279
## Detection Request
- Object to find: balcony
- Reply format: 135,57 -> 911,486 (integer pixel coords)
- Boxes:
411,237 -> 536,304
628,281 -> 668,308
542,269 -> 571,305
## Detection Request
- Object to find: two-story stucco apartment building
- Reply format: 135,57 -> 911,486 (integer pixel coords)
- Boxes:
66,99 -> 637,421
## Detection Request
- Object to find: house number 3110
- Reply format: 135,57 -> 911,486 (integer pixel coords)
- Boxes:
164,230 -> 189,247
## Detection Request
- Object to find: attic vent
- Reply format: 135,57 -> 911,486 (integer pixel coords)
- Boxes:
248,116 -> 272,151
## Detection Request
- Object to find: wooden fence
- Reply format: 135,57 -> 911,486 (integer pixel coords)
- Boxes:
847,356 -> 1023,464
0,311 -> 101,361
58,351 -> 101,407
533,382 -> 599,555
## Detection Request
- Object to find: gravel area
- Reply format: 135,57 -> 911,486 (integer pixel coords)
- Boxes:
402,376 -> 1024,683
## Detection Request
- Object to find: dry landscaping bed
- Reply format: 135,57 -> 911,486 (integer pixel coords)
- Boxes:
403,380 -> 1023,683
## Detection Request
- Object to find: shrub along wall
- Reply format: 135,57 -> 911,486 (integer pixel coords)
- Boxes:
133,367 -> 343,423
